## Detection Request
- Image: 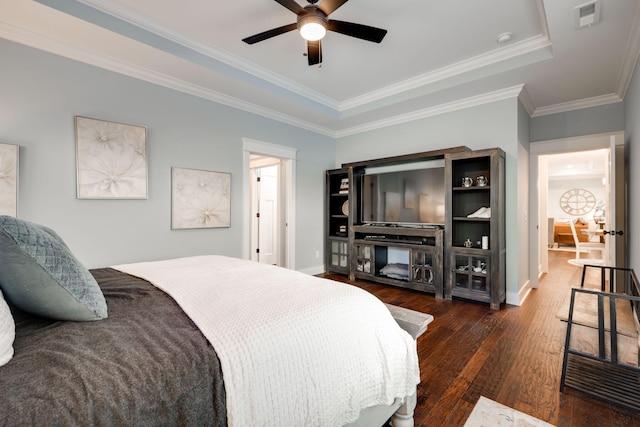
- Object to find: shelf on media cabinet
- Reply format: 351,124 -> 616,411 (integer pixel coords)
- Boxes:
353,225 -> 442,236
453,186 -> 491,191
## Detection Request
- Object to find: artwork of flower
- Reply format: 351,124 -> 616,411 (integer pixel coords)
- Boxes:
172,167 -> 231,229
75,116 -> 148,199
0,143 -> 18,217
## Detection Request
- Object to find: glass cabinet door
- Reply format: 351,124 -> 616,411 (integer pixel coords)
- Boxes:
355,244 -> 372,274
330,240 -> 348,269
453,252 -> 488,293
412,250 -> 434,285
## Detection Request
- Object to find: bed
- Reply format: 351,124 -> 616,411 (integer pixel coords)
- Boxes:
0,216 -> 424,426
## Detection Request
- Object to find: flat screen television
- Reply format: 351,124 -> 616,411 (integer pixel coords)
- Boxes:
361,160 -> 445,226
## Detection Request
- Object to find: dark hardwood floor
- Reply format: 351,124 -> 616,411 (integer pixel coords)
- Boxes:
323,250 -> 640,426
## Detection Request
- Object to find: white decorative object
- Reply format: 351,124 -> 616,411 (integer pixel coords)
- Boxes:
559,188 -> 596,216
75,116 -> 148,199
171,167 -> 231,229
339,178 -> 349,194
465,396 -> 554,427
482,235 -> 489,249
0,143 -> 18,217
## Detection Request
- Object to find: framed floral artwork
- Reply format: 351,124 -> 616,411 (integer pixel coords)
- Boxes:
171,167 -> 231,229
75,116 -> 148,199
0,142 -> 19,217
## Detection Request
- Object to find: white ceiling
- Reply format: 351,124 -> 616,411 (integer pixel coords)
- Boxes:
1,0 -> 639,137
546,149 -> 607,180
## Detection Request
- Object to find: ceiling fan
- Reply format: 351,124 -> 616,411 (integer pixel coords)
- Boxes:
242,0 -> 388,66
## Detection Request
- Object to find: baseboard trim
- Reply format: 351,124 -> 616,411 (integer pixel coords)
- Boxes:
506,279 -> 531,306
298,264 -> 326,276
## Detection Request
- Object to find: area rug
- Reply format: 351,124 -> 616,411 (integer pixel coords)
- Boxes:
464,396 -> 554,427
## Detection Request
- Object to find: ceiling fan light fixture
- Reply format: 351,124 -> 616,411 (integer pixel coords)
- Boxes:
298,14 -> 327,41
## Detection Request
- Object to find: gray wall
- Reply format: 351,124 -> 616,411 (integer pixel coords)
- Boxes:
0,39 -> 335,270
336,98 -> 528,304
529,90 -> 634,275
3,34 -> 637,290
625,59 -> 640,275
336,100 -> 517,165
517,100 -> 531,295
530,102 -> 625,142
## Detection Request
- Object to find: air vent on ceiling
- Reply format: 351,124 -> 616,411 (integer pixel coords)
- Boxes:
575,0 -> 601,29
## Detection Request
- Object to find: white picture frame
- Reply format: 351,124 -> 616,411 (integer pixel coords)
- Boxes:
75,116 -> 148,199
0,142 -> 19,217
171,167 -> 231,229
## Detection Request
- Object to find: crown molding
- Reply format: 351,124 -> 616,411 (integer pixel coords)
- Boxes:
0,21 -> 336,138
535,0 -> 551,40
616,0 -> 640,98
339,35 -> 551,112
517,85 -> 535,116
70,0 -> 552,115
531,93 -> 622,117
335,85 -> 525,138
74,0 -> 341,110
4,16 -> 623,139
2,19 -> 525,140
8,1 -> 633,137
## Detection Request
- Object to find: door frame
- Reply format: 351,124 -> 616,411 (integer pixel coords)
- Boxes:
529,131 -> 624,288
243,138 -> 297,269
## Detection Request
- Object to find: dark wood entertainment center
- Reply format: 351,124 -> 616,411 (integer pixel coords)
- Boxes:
326,147 -> 506,309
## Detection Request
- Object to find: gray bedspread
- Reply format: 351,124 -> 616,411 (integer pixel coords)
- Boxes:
0,268 -> 227,426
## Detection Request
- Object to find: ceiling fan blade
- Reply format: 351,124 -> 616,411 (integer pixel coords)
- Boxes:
274,0 -> 305,14
317,0 -> 349,16
242,23 -> 298,44
307,40 -> 322,66
327,20 -> 387,43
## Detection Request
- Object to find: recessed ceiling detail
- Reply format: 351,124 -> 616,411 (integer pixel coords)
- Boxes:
2,0 -> 638,136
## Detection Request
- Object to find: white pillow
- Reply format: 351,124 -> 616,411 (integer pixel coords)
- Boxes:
0,289 -> 15,366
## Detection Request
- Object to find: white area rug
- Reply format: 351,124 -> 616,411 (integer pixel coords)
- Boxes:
464,396 -> 555,427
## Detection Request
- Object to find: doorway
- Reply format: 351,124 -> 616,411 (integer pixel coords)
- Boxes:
543,150 -> 609,262
242,138 -> 297,269
529,132 -> 627,288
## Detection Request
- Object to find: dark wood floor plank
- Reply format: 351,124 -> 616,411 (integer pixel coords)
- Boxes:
322,249 -> 640,426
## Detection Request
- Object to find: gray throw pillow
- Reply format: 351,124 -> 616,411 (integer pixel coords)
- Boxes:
0,216 -> 107,321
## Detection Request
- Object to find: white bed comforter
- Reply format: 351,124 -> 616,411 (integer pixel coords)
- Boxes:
112,255 -> 419,427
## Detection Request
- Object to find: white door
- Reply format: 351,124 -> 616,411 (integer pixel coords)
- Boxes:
603,140 -> 615,266
605,136 -> 628,269
256,165 -> 279,265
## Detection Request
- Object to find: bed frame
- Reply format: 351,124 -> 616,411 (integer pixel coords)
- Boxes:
351,304 -> 433,427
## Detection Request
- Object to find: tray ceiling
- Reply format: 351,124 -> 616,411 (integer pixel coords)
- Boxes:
1,0 -> 639,137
